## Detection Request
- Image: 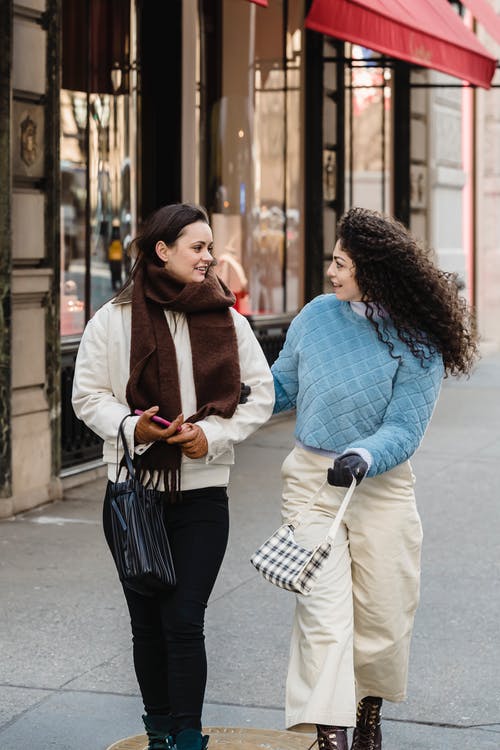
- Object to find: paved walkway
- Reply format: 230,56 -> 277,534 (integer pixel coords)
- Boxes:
1,352 -> 499,749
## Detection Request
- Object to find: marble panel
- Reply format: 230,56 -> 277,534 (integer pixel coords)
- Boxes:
432,187 -> 464,250
429,165 -> 466,189
13,18 -> 46,94
410,118 -> 426,162
11,267 -> 52,295
433,108 -> 462,168
11,410 -> 51,496
430,72 -> 462,109
410,211 -> 427,244
12,384 -> 47,417
12,189 -> 45,260
410,70 -> 427,116
482,122 -> 500,177
11,305 -> 46,388
22,0 -> 46,9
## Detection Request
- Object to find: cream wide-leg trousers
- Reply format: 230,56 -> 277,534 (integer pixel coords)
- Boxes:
281,446 -> 423,732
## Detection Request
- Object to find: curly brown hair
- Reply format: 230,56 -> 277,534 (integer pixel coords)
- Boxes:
336,207 -> 478,377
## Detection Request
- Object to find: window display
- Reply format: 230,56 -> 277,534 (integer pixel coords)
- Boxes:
60,0 -> 138,336
201,0 -> 304,315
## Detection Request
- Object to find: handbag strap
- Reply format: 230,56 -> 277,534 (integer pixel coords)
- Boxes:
324,477 -> 356,543
289,476 -> 357,544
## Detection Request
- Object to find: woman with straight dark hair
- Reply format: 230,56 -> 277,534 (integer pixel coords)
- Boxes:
73,203 -> 274,750
271,207 -> 478,750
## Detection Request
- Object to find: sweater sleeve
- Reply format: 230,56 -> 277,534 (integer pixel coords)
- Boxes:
271,315 -> 300,413
348,351 -> 444,476
195,311 -> 275,462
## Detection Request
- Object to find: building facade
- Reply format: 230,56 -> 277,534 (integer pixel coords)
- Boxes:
1,0 -> 499,517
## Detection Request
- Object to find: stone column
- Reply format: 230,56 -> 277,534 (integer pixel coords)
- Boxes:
0,0 -> 62,518
0,0 -> 13,504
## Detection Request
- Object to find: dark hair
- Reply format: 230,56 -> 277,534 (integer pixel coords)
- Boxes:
336,207 -> 478,377
121,203 -> 210,290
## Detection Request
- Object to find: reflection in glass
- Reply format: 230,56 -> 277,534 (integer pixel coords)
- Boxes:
60,90 -> 87,336
285,19 -> 303,313
60,0 -> 137,336
206,0 -> 304,316
88,92 -> 134,313
253,50 -> 286,315
323,151 -> 336,201
345,44 -> 392,212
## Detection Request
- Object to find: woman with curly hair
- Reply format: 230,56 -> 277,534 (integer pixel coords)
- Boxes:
271,207 -> 477,750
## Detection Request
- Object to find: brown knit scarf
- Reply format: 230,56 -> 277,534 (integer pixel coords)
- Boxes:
126,261 -> 241,499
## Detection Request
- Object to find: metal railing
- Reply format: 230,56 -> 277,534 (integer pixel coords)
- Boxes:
61,338 -> 103,469
246,313 -> 291,366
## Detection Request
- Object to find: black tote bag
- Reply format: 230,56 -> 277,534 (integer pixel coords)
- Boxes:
108,418 -> 176,596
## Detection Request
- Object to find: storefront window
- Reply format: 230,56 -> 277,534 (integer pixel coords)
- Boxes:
60,0 -> 138,336
345,44 -> 392,212
60,89 -> 87,335
201,0 -> 304,316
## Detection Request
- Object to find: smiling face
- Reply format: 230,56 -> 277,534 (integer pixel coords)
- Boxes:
155,220 -> 214,284
326,240 -> 363,302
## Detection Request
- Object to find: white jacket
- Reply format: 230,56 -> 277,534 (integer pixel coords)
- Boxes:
72,296 -> 275,490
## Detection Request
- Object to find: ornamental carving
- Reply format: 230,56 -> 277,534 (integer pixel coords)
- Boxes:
20,115 -> 38,167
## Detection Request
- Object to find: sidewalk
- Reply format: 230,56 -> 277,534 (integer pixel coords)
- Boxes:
1,353 -> 499,750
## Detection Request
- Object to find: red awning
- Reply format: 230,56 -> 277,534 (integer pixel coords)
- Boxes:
461,0 -> 500,46
247,0 -> 268,6
305,0 -> 497,89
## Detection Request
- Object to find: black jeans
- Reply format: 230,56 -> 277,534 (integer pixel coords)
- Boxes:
103,482 -> 229,733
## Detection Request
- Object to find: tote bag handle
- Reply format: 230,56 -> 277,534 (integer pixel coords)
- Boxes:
115,414 -> 136,481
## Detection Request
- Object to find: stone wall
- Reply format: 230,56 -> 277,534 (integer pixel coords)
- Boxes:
0,0 -> 62,518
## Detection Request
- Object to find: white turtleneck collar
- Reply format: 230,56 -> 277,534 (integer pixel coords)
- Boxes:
349,301 -> 387,319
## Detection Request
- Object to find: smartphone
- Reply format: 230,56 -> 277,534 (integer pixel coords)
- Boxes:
134,409 -> 172,427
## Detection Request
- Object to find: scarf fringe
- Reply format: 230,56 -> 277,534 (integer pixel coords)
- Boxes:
136,467 -> 182,504
120,457 -> 183,503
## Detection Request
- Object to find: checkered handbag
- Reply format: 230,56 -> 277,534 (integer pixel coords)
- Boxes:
250,477 -> 356,596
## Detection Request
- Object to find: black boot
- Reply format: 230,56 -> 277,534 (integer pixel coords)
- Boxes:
142,714 -> 175,750
175,728 -> 209,750
351,697 -> 382,750
316,725 -> 348,750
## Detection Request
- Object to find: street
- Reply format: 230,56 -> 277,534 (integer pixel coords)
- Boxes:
0,352 -> 499,749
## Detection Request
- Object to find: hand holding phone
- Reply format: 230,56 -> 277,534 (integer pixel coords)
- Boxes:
134,407 -> 184,444
134,409 -> 171,427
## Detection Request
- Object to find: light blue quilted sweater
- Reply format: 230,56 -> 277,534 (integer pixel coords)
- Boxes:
272,294 -> 444,476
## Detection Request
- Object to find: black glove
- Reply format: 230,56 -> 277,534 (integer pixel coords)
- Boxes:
327,452 -> 368,487
239,382 -> 251,404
